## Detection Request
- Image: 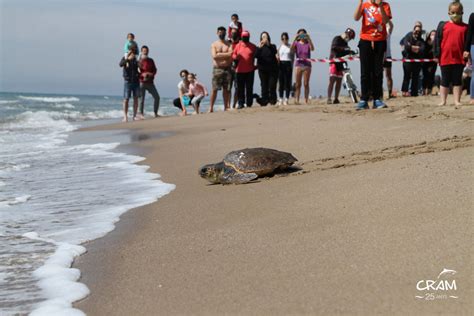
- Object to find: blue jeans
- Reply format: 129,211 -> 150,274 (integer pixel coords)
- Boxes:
123,82 -> 140,100
471,45 -> 474,99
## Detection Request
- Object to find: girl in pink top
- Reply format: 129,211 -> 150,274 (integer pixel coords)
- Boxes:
187,73 -> 208,114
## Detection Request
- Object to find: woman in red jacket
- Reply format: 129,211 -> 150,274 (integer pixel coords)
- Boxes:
232,31 -> 257,109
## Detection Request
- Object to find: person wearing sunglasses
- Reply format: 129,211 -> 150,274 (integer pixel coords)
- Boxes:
401,25 -> 425,97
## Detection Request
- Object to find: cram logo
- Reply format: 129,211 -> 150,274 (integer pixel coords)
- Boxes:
415,268 -> 459,301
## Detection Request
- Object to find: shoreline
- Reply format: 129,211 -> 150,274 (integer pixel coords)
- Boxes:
75,97 -> 473,315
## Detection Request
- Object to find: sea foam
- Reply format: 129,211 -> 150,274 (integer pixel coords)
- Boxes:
0,96 -> 176,315
19,96 -> 80,103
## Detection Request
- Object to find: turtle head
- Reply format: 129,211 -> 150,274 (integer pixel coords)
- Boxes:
199,162 -> 224,184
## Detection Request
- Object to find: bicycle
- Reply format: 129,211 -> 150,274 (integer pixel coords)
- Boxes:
341,55 -> 359,104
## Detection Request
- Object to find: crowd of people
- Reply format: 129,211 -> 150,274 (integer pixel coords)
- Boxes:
118,0 -> 474,121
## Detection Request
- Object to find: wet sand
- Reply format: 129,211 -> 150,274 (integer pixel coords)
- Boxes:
75,96 -> 473,315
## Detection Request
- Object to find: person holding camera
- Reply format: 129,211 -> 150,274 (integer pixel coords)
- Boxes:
119,45 -> 140,122
138,45 -> 160,118
292,29 -> 315,105
255,31 -> 279,106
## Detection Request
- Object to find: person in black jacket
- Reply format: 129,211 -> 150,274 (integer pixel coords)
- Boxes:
119,45 -> 140,122
255,32 -> 279,106
422,30 -> 438,96
401,25 -> 425,97
327,28 -> 356,104
465,12 -> 474,104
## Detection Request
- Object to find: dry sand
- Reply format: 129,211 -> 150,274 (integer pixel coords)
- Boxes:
75,96 -> 473,315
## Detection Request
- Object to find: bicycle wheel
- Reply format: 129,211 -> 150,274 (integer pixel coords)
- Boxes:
350,90 -> 358,103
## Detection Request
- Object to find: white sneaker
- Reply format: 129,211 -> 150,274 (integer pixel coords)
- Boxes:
277,99 -> 282,106
283,98 -> 288,106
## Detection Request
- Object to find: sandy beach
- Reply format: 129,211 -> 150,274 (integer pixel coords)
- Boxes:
75,96 -> 473,315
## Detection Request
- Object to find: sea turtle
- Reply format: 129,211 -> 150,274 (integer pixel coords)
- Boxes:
199,148 -> 298,185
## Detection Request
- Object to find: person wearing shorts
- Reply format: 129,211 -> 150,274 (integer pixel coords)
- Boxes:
119,46 -> 140,122
292,29 -> 315,105
210,26 -> 233,112
212,67 -> 232,93
435,1 -> 468,106
327,28 -> 356,104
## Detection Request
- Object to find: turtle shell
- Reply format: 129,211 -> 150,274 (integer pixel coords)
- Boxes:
223,148 -> 297,175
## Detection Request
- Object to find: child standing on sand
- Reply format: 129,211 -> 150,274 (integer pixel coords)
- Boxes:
124,33 -> 138,57
187,73 -> 208,114
434,0 -> 468,106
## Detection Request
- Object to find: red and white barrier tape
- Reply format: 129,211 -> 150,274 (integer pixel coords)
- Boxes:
299,57 -> 437,63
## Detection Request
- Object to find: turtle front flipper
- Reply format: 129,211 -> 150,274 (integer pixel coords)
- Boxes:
219,167 -> 258,185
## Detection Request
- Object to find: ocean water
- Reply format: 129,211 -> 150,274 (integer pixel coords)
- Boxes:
0,92 -> 182,315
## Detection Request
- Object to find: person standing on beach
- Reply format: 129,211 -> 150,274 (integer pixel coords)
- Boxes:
187,73 -> 208,114
173,69 -> 192,116
401,25 -> 425,97
277,32 -> 294,105
465,12 -> 474,104
354,0 -> 392,110
422,30 -> 438,96
255,32 -> 279,106
327,28 -> 356,104
292,29 -> 315,105
434,0 -> 468,106
119,46 -> 140,122
210,26 -> 233,112
230,28 -> 241,109
384,21 -> 395,99
399,21 -> 423,95
232,30 -> 257,108
138,46 -> 160,118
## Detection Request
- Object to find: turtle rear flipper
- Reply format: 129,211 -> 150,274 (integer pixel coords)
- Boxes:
220,167 -> 258,185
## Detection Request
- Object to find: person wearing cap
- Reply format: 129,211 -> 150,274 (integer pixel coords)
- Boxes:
327,28 -> 356,104
354,0 -> 392,110
232,30 -> 257,108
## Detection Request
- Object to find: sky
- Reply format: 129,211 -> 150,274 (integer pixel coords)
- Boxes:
0,0 -> 472,98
